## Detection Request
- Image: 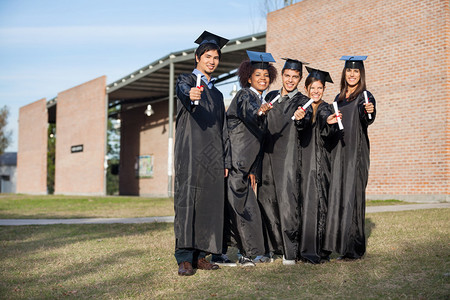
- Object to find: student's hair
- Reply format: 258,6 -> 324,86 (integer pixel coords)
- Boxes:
337,66 -> 366,102
194,43 -> 221,67
305,76 -> 325,123
304,76 -> 325,91
282,67 -> 302,77
237,59 -> 278,88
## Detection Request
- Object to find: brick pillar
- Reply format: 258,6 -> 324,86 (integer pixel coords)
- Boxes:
54,76 -> 107,195
17,98 -> 48,194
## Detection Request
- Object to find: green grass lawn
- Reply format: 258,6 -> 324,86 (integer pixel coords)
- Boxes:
1,207 -> 449,299
0,194 -> 174,219
0,194 -> 409,219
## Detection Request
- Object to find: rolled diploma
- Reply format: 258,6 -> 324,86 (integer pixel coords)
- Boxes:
258,94 -> 281,116
194,74 -> 202,105
333,101 -> 344,130
291,98 -> 314,120
363,91 -> 372,119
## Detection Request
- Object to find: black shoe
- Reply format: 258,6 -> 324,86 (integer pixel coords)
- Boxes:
238,256 -> 255,267
211,254 -> 237,267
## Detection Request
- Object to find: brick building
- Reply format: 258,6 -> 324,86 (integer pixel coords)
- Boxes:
267,0 -> 449,202
17,0 -> 449,201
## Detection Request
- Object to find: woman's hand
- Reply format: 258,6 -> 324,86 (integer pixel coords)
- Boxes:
293,107 -> 306,121
364,102 -> 374,114
327,111 -> 342,124
257,103 -> 272,116
249,174 -> 256,190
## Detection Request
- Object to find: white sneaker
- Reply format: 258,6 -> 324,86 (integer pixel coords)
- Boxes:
283,256 -> 296,265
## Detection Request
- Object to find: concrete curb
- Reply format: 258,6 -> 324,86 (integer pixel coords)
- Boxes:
0,216 -> 174,226
0,203 -> 448,226
366,203 -> 450,213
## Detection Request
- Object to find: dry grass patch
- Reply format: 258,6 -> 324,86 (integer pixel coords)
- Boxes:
0,209 -> 448,299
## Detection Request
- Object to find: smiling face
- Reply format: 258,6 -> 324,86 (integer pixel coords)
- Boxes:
248,69 -> 270,93
306,80 -> 325,102
196,49 -> 220,78
282,69 -> 301,93
345,68 -> 361,87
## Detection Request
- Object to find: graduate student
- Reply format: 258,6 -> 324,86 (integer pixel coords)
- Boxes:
296,67 -> 338,264
173,31 -> 231,276
324,56 -> 376,260
226,50 -> 276,267
258,58 -> 310,265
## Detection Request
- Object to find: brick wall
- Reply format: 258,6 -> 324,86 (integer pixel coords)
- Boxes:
54,76 -> 107,195
17,98 -> 48,194
267,0 -> 450,201
119,101 -> 171,196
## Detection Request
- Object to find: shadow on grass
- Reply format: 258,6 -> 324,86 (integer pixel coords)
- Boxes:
366,217 -> 375,239
1,210 -> 448,299
0,222 -> 172,256
0,222 -> 174,298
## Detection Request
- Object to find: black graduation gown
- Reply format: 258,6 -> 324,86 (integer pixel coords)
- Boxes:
174,73 -> 231,255
323,91 -> 376,258
297,101 -> 335,263
226,88 -> 266,257
258,90 -> 310,260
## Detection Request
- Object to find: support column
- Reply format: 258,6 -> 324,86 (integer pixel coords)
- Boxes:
167,61 -> 174,197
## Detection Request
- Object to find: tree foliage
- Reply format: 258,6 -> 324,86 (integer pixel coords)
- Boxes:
47,124 -> 56,194
106,107 -> 121,195
259,0 -> 301,16
0,106 -> 12,155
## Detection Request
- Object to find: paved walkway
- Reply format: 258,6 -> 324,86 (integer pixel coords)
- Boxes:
0,203 -> 448,226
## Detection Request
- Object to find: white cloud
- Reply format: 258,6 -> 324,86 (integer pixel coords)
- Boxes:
0,22 -> 263,47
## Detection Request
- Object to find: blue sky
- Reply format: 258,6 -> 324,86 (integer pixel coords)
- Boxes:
0,0 -> 274,152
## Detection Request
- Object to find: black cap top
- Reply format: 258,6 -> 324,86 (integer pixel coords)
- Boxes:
281,57 -> 308,72
305,66 -> 333,84
340,55 -> 367,70
246,50 -> 276,70
195,31 -> 229,49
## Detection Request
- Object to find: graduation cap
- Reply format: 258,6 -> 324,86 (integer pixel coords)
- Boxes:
305,66 -> 333,84
281,58 -> 308,72
340,55 -> 367,69
194,31 -> 229,49
246,50 -> 276,70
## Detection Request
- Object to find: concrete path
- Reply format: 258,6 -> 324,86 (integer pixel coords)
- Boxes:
366,202 -> 450,213
0,216 -> 174,226
0,203 -> 448,226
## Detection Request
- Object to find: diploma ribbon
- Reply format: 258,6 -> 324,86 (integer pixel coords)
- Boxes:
291,98 -> 314,120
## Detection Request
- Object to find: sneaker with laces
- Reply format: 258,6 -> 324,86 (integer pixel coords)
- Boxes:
238,256 -> 255,267
253,254 -> 274,263
211,254 -> 237,267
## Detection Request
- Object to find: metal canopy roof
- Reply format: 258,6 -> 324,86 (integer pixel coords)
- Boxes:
106,31 -> 266,107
